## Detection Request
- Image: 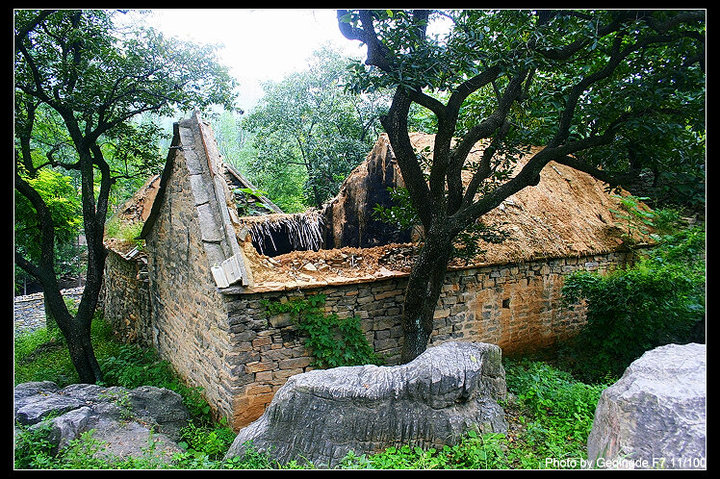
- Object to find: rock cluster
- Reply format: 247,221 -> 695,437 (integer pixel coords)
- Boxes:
587,343 -> 706,469
14,381 -> 190,464
225,341 -> 508,468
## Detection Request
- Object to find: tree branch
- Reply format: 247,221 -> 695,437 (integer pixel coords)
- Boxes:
381,88 -> 433,227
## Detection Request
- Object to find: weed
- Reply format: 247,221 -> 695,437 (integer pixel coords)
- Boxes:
262,294 -> 382,369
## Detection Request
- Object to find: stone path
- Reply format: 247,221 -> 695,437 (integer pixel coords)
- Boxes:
13,287 -> 84,335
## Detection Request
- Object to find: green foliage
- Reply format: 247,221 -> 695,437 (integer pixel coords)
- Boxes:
240,45 -> 389,209
177,421 -> 236,461
337,359 -> 605,469
562,218 -> 705,381
104,217 -> 145,249
372,187 -> 420,233
14,166 -> 84,292
608,194 -> 657,243
15,325 -> 77,387
263,294 -> 382,369
339,431 -> 510,470
373,186 -> 509,263
97,343 -> 213,421
342,10 -> 705,214
14,415 -> 61,469
503,359 -> 607,463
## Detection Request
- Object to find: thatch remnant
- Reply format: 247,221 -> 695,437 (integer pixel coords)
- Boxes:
323,132 -> 643,265
322,135 -> 412,249
239,210 -> 325,257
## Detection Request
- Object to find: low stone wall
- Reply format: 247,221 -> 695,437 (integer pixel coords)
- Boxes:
223,250 -> 631,429
14,287 -> 85,334
103,250 -> 151,345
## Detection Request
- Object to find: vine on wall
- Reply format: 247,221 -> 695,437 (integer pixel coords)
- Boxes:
262,294 -> 383,369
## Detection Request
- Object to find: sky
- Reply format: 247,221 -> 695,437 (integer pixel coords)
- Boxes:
132,9 -> 367,112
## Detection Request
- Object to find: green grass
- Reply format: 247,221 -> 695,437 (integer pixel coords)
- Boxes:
15,315 -> 609,470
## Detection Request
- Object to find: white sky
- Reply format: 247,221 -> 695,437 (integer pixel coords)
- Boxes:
134,9 -> 367,112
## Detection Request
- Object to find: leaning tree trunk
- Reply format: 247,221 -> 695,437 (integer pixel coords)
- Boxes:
400,227 -> 454,363
43,280 -> 103,384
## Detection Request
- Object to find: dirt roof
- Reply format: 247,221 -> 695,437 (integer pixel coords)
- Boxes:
105,130 -> 649,293
230,133 -> 649,293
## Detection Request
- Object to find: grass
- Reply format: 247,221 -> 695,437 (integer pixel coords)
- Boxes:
14,313 -> 610,470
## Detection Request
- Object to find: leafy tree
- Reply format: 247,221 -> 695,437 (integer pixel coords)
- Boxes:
15,166 -> 83,299
14,9 -> 237,383
242,45 -> 390,210
338,9 -> 705,362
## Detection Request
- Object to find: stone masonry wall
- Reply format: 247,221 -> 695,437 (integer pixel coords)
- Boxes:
144,143 -> 239,423
14,287 -> 85,334
103,250 -> 151,345
223,250 -> 632,429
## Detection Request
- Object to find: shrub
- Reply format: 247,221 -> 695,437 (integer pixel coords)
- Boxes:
562,220 -> 705,381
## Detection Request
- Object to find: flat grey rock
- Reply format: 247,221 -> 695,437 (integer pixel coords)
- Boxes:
14,381 -> 190,463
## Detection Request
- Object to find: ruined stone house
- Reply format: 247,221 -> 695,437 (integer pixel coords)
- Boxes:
103,111 -> 645,430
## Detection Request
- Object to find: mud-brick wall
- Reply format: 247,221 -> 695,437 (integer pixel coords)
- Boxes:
103,251 -> 151,344
143,147 -> 240,424
223,250 -> 631,429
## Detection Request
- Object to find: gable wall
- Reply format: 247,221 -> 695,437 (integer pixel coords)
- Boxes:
143,145 -> 239,423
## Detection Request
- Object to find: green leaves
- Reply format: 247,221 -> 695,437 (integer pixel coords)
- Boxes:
15,167 -> 83,264
263,295 -> 382,369
561,219 -> 705,381
242,46 -> 389,209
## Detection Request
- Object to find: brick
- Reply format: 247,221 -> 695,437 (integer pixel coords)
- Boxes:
278,357 -> 312,370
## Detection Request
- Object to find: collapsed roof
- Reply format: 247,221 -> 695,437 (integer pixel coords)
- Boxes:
104,112 -> 648,294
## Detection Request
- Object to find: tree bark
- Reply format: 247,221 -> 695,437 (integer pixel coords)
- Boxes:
400,225 -> 454,363
44,288 -> 102,384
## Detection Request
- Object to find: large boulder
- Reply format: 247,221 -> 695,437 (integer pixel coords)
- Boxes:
586,343 -> 706,469
14,382 -> 190,463
225,341 -> 508,467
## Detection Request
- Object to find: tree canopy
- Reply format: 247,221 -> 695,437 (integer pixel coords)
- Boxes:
14,9 -> 238,382
241,46 -> 390,211
338,9 -> 705,361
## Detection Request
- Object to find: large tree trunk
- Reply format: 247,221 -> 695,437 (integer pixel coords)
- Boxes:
400,227 -> 454,363
43,279 -> 103,384
65,321 -> 102,384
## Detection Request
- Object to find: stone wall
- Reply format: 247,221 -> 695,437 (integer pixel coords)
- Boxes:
143,131 -> 239,424
222,250 -> 632,429
104,241 -> 631,430
14,287 -> 85,334
103,251 -> 151,344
